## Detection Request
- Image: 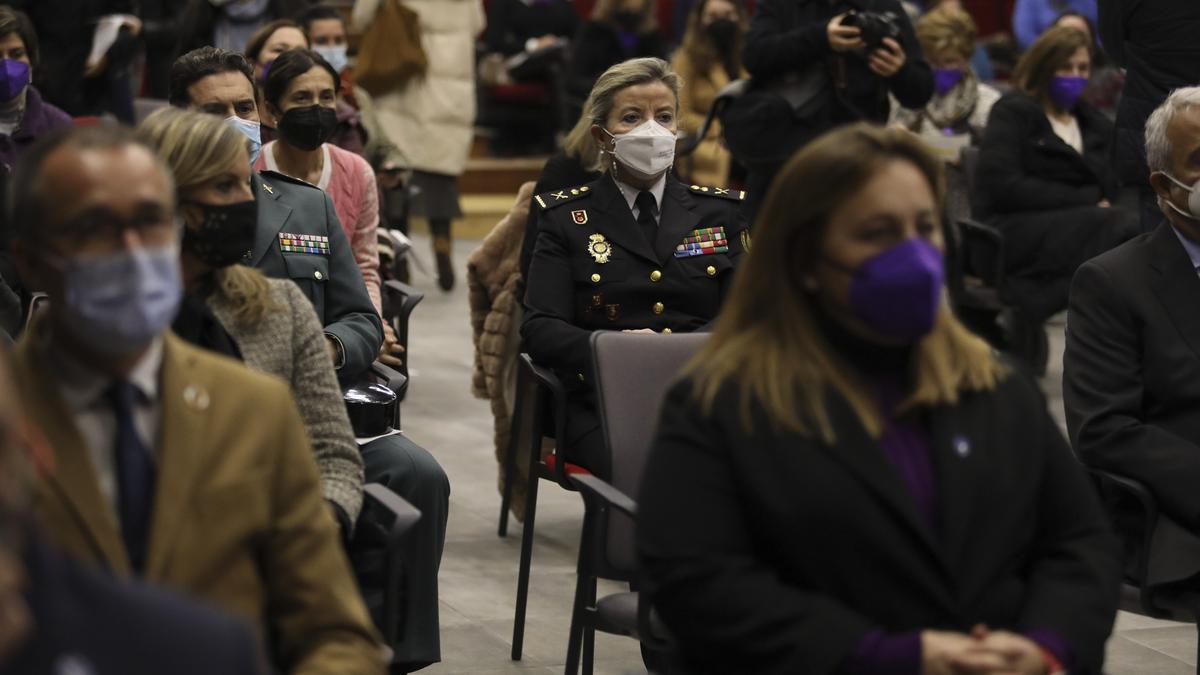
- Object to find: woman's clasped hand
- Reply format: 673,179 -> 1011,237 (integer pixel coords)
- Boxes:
922,626 -> 1052,675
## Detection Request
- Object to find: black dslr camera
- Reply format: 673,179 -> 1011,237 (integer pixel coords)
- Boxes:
840,10 -> 902,50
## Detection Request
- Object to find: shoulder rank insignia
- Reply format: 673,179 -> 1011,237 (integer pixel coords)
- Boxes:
261,181 -> 274,195
279,232 -> 330,255
688,184 -> 745,201
535,185 -> 590,210
587,233 -> 612,263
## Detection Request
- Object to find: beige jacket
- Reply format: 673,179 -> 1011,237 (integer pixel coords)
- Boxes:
352,0 -> 485,176
671,49 -> 743,187
15,329 -> 385,674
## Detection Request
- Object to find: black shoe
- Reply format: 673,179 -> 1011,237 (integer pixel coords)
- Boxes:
436,252 -> 454,291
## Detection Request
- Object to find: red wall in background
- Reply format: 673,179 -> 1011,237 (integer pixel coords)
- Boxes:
962,0 -> 1016,37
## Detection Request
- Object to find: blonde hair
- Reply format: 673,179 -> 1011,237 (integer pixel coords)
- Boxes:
135,108 -> 276,327
687,123 -> 1007,441
565,57 -> 682,172
916,5 -> 977,62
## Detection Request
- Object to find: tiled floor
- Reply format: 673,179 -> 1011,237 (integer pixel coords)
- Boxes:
401,234 -> 1195,674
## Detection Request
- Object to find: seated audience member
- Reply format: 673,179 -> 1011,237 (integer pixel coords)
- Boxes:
522,57 -> 749,477
890,5 -> 999,159
169,47 -> 449,671
6,124 -> 385,674
255,48 -> 384,317
0,356 -> 266,675
567,0 -> 667,106
1052,10 -> 1123,117
138,107 -> 364,533
485,0 -> 578,57
0,8 -> 71,170
169,47 -> 382,380
670,0 -> 747,186
738,0 -> 931,223
1012,0 -> 1097,51
178,0 -> 312,54
244,19 -> 307,84
1065,86 -> 1200,592
639,122 -> 1121,675
296,5 -> 368,157
974,26 -> 1137,326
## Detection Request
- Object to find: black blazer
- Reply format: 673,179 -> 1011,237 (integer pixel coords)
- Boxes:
974,91 -> 1118,219
522,174 -> 747,385
2,535 -> 263,675
638,371 -> 1121,674
743,0 -> 933,123
1065,223 -> 1200,581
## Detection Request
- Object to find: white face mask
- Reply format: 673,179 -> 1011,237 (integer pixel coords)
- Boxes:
1162,172 -> 1200,220
605,119 -> 677,181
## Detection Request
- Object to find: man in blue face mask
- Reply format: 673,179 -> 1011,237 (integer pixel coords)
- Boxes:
7,124 -> 387,674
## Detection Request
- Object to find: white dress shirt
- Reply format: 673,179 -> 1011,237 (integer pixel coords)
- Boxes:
613,172 -> 667,225
49,337 -> 164,522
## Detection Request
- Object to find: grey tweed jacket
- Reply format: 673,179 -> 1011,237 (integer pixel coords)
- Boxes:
209,277 -> 364,523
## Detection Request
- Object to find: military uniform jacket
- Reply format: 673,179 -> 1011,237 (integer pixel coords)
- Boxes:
250,171 -> 384,380
522,173 -> 748,385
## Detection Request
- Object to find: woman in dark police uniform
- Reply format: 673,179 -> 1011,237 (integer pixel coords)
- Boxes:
637,124 -> 1121,674
522,57 -> 747,477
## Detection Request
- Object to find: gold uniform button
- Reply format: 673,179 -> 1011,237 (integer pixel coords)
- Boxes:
314,270 -> 324,280
650,270 -> 662,282
652,302 -> 664,315
706,265 -> 717,277
662,328 -> 672,334
591,273 -> 601,283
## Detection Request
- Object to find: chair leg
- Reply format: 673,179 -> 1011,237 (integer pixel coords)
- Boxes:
510,469 -> 539,660
564,572 -> 589,675
581,578 -> 596,675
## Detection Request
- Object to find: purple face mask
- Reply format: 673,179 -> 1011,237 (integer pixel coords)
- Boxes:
838,238 -> 944,342
0,59 -> 29,102
1048,75 -> 1088,110
932,68 -> 964,96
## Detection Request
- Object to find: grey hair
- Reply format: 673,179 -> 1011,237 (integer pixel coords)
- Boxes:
563,57 -> 683,172
1145,87 -> 1200,174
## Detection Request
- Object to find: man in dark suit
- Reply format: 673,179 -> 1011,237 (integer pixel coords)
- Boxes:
1064,85 -> 1200,588
168,48 -> 450,670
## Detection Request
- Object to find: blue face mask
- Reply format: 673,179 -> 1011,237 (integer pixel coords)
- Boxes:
313,45 -> 349,74
51,246 -> 183,357
224,115 -> 262,165
0,59 -> 29,102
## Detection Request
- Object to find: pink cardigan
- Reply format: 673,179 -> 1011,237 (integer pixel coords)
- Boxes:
257,142 -> 382,314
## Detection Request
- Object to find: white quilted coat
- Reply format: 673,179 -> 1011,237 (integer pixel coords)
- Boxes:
352,0 -> 485,176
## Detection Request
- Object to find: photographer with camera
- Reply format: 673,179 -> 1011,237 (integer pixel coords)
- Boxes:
732,0 -> 932,221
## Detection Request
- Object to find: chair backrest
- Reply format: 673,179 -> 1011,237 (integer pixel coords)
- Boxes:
959,145 -> 981,206
591,331 -> 707,575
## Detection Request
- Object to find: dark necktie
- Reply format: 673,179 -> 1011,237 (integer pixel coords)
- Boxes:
635,190 -> 658,245
107,380 -> 155,572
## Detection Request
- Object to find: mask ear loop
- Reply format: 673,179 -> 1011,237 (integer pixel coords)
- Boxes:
1160,172 -> 1200,221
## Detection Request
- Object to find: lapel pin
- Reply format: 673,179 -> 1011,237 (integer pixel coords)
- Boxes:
262,182 -> 274,195
572,209 -> 588,225
183,384 -> 210,412
953,435 -> 970,458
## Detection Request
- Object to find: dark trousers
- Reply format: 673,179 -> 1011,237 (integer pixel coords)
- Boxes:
359,433 -> 450,670
992,204 -> 1140,321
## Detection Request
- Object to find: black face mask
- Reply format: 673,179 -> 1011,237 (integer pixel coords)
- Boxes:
614,10 -> 642,30
277,104 -> 338,152
705,18 -> 739,51
182,199 -> 258,267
